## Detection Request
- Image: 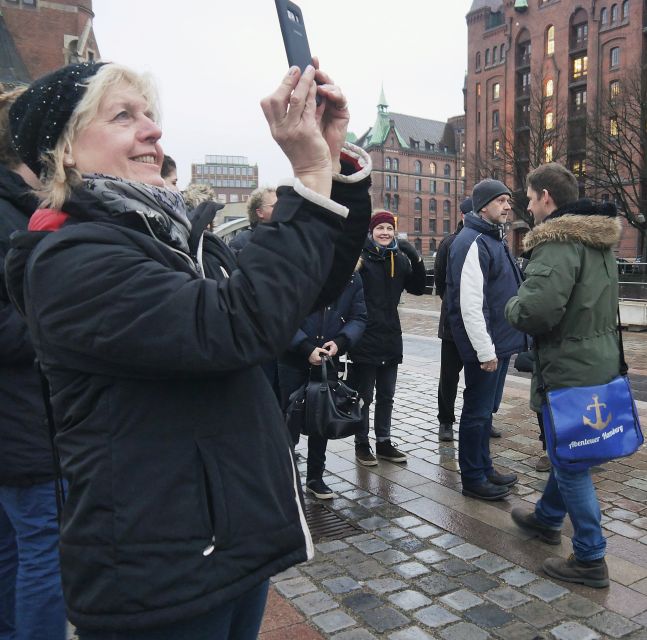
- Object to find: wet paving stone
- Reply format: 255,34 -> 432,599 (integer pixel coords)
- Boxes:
552,593 -> 603,618
388,627 -> 435,640
409,524 -> 444,538
523,579 -> 569,602
414,604 -> 461,628
458,572 -> 500,593
394,561 -> 431,578
500,567 -> 540,587
358,515 -> 391,531
464,603 -> 515,629
376,526 -> 410,542
366,577 -> 408,594
341,591 -> 384,613
273,576 -> 317,598
347,559 -> 390,580
550,621 -> 600,640
352,538 -> 392,554
330,630 -> 378,640
495,620 -> 548,640
435,558 -> 479,577
358,496 -> 387,509
360,606 -> 411,632
431,533 -> 466,549
393,537 -> 428,553
292,590 -> 339,615
387,589 -> 432,611
439,589 -> 484,611
472,553 -> 514,574
513,600 -> 564,628
323,576 -> 362,594
393,516 -> 424,529
312,609 -> 357,633
439,622 -> 490,640
329,548 -> 370,567
448,543 -> 488,560
373,549 -> 411,565
316,540 -> 349,554
300,562 -> 343,580
413,548 -> 450,564
418,572 -> 461,596
588,611 -> 642,638
485,586 -> 532,609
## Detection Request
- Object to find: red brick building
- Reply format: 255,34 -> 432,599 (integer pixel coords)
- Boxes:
356,89 -> 466,258
0,0 -> 100,85
465,0 -> 643,256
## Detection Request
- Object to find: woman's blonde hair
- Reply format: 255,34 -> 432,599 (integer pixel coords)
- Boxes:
40,63 -> 160,209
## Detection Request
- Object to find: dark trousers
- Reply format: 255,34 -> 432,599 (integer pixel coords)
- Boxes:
537,411 -> 547,451
77,579 -> 269,640
458,357 -> 510,486
437,339 -> 463,425
348,363 -> 399,445
277,363 -> 328,481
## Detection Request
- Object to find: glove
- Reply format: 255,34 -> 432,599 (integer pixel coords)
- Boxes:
398,239 -> 420,263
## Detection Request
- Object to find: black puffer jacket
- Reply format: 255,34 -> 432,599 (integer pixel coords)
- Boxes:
434,221 -> 463,341
5,151 -> 371,631
0,165 -> 52,487
349,238 -> 426,366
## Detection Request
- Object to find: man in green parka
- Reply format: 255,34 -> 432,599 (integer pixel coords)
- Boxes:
505,163 -> 622,588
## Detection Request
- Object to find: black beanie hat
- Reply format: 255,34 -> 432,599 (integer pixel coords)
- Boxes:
10,62 -> 106,176
472,179 -> 511,214
459,197 -> 473,215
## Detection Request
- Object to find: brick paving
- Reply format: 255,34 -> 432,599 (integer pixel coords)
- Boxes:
264,293 -> 647,639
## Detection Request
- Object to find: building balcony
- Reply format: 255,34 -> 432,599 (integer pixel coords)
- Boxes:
569,74 -> 588,87
569,38 -> 588,54
516,53 -> 531,68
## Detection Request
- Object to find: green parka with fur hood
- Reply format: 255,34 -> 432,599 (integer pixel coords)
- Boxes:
505,200 -> 622,412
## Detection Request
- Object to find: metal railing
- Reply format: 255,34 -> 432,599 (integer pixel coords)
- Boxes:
618,261 -> 647,302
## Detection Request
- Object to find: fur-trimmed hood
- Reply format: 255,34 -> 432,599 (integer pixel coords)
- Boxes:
523,200 -> 622,252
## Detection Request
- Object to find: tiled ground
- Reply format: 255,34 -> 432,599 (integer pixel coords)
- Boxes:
266,294 -> 647,639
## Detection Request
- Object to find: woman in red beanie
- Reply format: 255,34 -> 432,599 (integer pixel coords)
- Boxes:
348,211 -> 426,465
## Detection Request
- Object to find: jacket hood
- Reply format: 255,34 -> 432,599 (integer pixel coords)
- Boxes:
524,200 -> 622,252
0,164 -> 39,216
463,211 -> 504,240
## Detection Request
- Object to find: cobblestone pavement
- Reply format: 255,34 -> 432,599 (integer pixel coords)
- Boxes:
265,294 -> 647,640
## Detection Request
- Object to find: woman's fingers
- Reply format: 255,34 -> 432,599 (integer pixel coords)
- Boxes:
260,66 -> 301,125
283,65 -> 317,128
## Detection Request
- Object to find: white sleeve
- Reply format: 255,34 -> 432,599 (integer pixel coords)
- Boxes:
459,241 -> 496,362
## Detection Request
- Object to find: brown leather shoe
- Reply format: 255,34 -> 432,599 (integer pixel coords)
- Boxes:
511,507 -> 561,545
535,455 -> 551,472
543,554 -> 609,588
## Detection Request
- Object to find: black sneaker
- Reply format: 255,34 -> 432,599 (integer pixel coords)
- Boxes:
511,507 -> 562,545
376,440 -> 407,462
305,478 -> 336,500
462,481 -> 510,501
543,554 -> 609,588
487,470 -> 518,487
355,444 -> 378,466
439,423 -> 454,442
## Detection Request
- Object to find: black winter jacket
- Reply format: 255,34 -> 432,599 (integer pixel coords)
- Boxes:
434,221 -> 463,341
0,165 -> 53,487
349,238 -> 426,366
5,150 -> 371,631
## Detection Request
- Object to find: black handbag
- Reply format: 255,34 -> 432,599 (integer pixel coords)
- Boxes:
286,356 -> 363,440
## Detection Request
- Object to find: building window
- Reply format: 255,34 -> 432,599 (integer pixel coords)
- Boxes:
384,194 -> 391,209
444,164 -> 451,177
500,43 -> 506,60
573,88 -> 587,109
611,3 -> 618,21
393,194 -> 399,212
544,144 -> 554,162
610,80 -> 621,98
429,199 -> 437,213
546,25 -> 555,55
414,198 -> 422,213
429,239 -> 437,252
492,110 -> 499,130
23,0 -> 36,4
385,175 -> 391,190
429,218 -> 437,233
430,162 -> 436,175
430,180 -> 437,193
573,23 -> 588,45
545,111 -> 554,130
492,83 -> 500,100
600,7 -> 608,24
610,116 -> 619,137
492,46 -> 498,63
414,160 -> 422,174
571,159 -> 586,175
476,82 -> 481,97
573,56 -> 588,80
393,176 -> 399,190
622,0 -> 629,19
414,216 -> 422,232
415,178 -> 422,192
393,158 -> 399,171
385,157 -> 391,170
485,48 -> 490,66
444,182 -> 451,195
443,219 -> 450,234
414,238 -> 422,253
492,139 -> 501,156
610,46 -> 620,69
476,51 -> 481,70
544,79 -> 554,98
443,200 -> 451,214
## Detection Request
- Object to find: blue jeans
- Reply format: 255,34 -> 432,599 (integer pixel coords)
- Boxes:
348,363 -> 398,445
535,467 -> 606,561
77,580 -> 269,640
458,357 -> 510,486
0,482 -> 66,640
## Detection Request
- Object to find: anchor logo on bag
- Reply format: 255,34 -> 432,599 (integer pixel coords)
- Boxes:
582,395 -> 612,431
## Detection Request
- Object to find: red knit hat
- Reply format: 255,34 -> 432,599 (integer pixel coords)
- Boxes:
369,211 -> 396,233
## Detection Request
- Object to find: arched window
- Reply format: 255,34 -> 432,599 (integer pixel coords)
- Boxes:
429,199 -> 437,213
393,194 -> 399,212
485,48 -> 490,66
546,25 -> 555,55
429,239 -> 437,252
414,197 -> 422,213
430,162 -> 437,175
444,164 -> 451,177
600,7 -> 609,24
545,111 -> 554,130
414,160 -> 422,174
476,51 -> 481,70
500,43 -> 506,60
385,157 -> 391,170
393,158 -> 399,171
492,110 -> 500,129
610,46 -> 620,69
544,79 -> 554,97
443,200 -> 451,214
383,194 -> 390,209
622,0 -> 629,19
611,3 -> 618,21
492,46 -> 498,63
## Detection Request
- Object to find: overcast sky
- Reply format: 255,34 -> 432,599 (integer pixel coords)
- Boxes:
92,0 -> 473,189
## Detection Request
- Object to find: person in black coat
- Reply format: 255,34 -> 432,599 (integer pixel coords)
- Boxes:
348,211 -> 426,466
5,62 -> 371,638
0,86 -> 66,640
278,270 -> 366,498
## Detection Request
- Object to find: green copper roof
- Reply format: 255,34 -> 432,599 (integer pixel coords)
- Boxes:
364,87 -> 408,148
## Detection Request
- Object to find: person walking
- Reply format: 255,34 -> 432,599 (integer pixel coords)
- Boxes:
506,162 -> 620,588
446,179 -> 526,501
278,270 -> 366,498
0,86 -> 66,640
349,211 -> 426,466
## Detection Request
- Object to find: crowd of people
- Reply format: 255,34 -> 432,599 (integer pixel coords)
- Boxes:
0,58 -> 625,638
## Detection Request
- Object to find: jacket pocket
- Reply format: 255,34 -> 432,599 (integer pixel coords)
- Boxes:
195,438 -> 231,548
